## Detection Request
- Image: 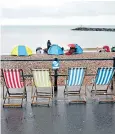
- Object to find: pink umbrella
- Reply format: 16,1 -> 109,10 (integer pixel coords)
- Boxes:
103,45 -> 110,52
68,44 -> 76,48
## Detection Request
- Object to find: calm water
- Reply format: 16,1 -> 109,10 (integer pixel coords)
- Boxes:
1,25 -> 115,55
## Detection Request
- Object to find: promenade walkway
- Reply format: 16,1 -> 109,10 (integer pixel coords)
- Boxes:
1,86 -> 115,134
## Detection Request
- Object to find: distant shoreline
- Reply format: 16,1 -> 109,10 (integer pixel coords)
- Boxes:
71,27 -> 115,32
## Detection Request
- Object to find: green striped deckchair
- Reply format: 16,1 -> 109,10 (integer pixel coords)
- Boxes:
31,69 -> 53,106
64,67 -> 87,103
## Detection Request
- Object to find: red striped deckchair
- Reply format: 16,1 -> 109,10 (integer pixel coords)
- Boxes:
1,69 -> 27,107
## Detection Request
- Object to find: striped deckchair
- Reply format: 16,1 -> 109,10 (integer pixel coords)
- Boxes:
31,69 -> 53,106
64,67 -> 87,103
91,67 -> 115,102
1,69 -> 27,107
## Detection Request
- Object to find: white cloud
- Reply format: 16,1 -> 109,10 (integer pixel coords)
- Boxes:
1,15 -> 115,25
0,0 -> 72,8
1,0 -> 115,8
1,0 -> 115,25
1,1 -> 115,19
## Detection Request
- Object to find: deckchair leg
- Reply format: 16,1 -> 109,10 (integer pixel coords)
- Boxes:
25,88 -> 27,101
91,83 -> 110,95
64,86 -> 69,96
3,87 -> 26,107
31,91 -> 36,105
31,84 -> 34,98
64,85 -> 67,93
93,85 -> 115,103
20,98 -> 23,108
52,87 -> 54,97
3,83 -> 5,99
3,91 -> 8,107
36,88 -> 38,101
91,83 -> 95,93
69,94 -> 86,104
31,90 -> 52,106
66,92 -> 86,103
23,87 -> 27,101
3,88 -> 10,105
8,98 -> 10,104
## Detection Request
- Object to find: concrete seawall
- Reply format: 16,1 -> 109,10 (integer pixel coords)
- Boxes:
1,52 -> 115,86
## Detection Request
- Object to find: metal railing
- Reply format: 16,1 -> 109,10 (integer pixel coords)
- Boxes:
1,57 -> 115,61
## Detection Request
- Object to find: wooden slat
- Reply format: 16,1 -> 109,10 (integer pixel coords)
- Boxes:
4,96 -> 24,99
65,91 -> 80,92
37,92 -> 52,94
31,95 -> 52,98
96,93 -> 114,95
3,104 -> 22,107
66,94 -> 81,96
99,99 -> 115,103
70,100 -> 86,103
31,102 -> 49,105
91,90 -> 107,92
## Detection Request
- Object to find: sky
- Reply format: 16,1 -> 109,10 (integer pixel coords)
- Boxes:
1,0 -> 115,25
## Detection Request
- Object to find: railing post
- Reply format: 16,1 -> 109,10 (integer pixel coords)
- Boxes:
54,69 -> 58,91
113,57 -> 115,68
52,58 -> 60,92
111,57 -> 115,90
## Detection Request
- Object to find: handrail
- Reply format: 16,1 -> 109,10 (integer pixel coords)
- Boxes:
0,74 -> 95,78
1,58 -> 114,61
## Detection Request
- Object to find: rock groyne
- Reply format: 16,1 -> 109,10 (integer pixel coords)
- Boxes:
71,27 -> 115,32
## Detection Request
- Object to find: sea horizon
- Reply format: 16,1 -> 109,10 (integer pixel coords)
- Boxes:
1,25 -> 115,55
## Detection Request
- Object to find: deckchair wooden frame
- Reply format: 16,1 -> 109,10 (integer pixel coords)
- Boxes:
64,67 -> 87,103
91,67 -> 115,103
31,69 -> 53,106
1,69 -> 27,107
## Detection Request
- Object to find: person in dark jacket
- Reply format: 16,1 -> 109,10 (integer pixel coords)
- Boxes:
47,40 -> 51,50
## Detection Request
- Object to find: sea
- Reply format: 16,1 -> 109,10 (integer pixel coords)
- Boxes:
1,25 -> 115,55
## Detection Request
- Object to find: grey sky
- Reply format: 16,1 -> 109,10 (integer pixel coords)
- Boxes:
2,1 -> 115,18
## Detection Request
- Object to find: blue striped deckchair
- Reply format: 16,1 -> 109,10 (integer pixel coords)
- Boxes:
31,69 -> 53,106
64,67 -> 87,103
91,67 -> 115,102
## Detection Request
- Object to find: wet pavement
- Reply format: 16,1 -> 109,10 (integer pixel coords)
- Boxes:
1,86 -> 115,134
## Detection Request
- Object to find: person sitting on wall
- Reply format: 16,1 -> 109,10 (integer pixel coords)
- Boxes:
36,47 -> 44,54
43,48 -> 48,54
99,49 -> 106,52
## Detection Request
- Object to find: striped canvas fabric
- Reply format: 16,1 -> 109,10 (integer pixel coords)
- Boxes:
3,69 -> 24,88
67,68 -> 85,86
95,67 -> 115,85
32,69 -> 51,88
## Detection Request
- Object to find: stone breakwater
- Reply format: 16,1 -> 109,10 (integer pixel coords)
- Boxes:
71,27 -> 115,32
1,52 -> 115,86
